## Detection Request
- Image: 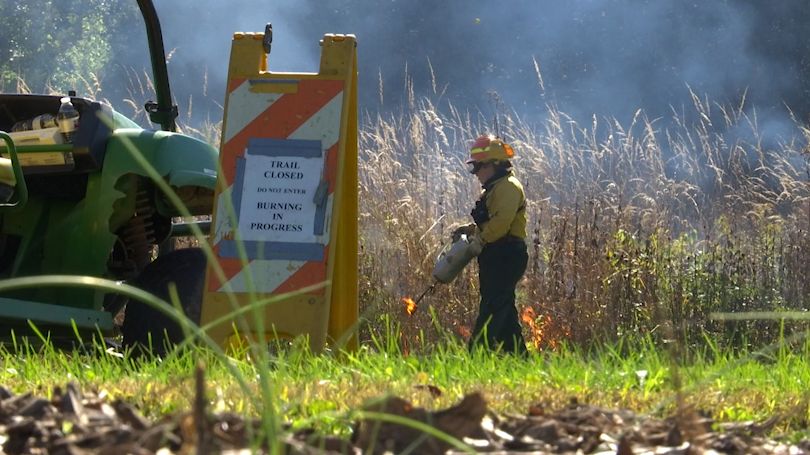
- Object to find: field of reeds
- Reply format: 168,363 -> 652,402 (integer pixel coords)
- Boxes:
355,86 -> 810,355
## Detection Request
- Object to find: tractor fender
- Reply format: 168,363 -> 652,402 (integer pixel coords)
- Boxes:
103,128 -> 218,190
36,130 -> 217,307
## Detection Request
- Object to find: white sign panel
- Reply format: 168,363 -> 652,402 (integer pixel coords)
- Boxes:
237,154 -> 323,243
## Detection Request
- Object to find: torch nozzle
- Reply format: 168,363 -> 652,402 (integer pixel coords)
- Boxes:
403,281 -> 439,316
413,281 -> 438,306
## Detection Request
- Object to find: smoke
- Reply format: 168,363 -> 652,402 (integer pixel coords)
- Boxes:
141,0 -> 316,123
118,1 -> 810,132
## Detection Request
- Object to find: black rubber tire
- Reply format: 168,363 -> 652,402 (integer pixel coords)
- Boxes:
122,248 -> 207,356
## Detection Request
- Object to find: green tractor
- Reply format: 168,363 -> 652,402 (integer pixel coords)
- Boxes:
0,0 -> 215,349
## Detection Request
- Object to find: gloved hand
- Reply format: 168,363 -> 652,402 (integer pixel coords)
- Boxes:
451,223 -> 477,242
467,233 -> 484,256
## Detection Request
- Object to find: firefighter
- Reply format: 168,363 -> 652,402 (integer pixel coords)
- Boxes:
453,134 -> 528,355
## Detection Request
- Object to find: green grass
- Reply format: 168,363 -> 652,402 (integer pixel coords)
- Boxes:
1,333 -> 809,440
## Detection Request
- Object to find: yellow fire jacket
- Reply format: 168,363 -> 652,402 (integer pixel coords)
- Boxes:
476,171 -> 527,244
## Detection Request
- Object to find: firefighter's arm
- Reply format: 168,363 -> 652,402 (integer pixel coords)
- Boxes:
479,184 -> 522,243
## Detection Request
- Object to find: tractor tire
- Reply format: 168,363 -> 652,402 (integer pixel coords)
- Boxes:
122,248 -> 207,356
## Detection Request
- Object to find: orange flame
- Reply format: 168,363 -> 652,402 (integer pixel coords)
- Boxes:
521,306 -> 537,325
521,306 -> 568,350
456,325 -> 472,340
402,297 -> 417,316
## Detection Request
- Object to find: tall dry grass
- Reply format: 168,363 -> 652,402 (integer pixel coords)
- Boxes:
357,83 -> 810,352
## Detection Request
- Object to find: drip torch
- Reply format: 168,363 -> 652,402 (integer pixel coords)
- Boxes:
403,233 -> 483,315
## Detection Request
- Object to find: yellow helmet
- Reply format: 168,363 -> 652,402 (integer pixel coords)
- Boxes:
466,135 -> 515,164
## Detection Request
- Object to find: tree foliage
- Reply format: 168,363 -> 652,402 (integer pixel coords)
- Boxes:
0,1 -> 139,95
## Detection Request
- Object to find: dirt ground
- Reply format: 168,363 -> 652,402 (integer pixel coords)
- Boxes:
1,375 -> 808,454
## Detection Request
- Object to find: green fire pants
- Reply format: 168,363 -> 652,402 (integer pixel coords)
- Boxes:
470,238 -> 528,355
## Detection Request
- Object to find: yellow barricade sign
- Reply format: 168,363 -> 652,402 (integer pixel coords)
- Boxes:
201,32 -> 359,352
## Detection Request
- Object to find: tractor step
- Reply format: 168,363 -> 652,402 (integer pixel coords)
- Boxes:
0,297 -> 113,333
